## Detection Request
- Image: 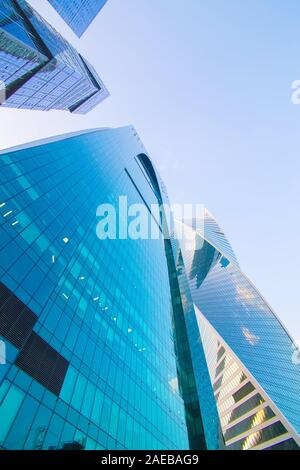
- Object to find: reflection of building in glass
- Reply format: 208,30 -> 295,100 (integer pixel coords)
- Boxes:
48,0 -> 108,37
0,127 -> 207,450
0,0 -> 108,113
177,211 -> 300,449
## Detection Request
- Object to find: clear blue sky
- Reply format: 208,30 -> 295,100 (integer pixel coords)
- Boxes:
1,0 -> 299,340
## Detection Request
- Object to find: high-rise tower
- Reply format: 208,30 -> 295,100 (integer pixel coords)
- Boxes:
0,127 -> 206,450
177,212 -> 300,450
0,0 -> 108,113
47,0 -> 108,37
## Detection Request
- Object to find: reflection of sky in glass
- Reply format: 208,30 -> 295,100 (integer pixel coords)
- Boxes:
242,327 -> 260,346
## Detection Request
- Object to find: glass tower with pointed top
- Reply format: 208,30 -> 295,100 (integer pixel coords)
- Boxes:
47,0 -> 108,37
177,211 -> 300,450
0,127 -> 207,450
0,0 -> 109,113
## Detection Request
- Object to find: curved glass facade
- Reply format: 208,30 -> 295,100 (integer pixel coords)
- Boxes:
1,127 -> 297,450
0,127 -> 203,450
178,216 -> 300,449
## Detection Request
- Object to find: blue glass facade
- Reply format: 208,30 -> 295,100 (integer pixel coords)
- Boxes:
48,0 -> 108,37
0,127 -> 207,450
169,237 -> 222,450
0,0 -> 109,113
178,212 -> 300,449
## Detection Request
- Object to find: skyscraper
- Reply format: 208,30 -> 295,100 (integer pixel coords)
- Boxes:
47,0 -> 108,37
0,0 -> 109,113
177,212 -> 300,450
0,127 -> 206,450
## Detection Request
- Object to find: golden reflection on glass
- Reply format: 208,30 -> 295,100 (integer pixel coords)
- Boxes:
242,407 -> 267,450
236,286 -> 256,303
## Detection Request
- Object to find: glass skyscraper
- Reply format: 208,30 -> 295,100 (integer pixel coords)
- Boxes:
0,127 -> 299,451
177,212 -> 300,450
0,127 -> 207,450
48,0 -> 108,37
0,0 -> 109,113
